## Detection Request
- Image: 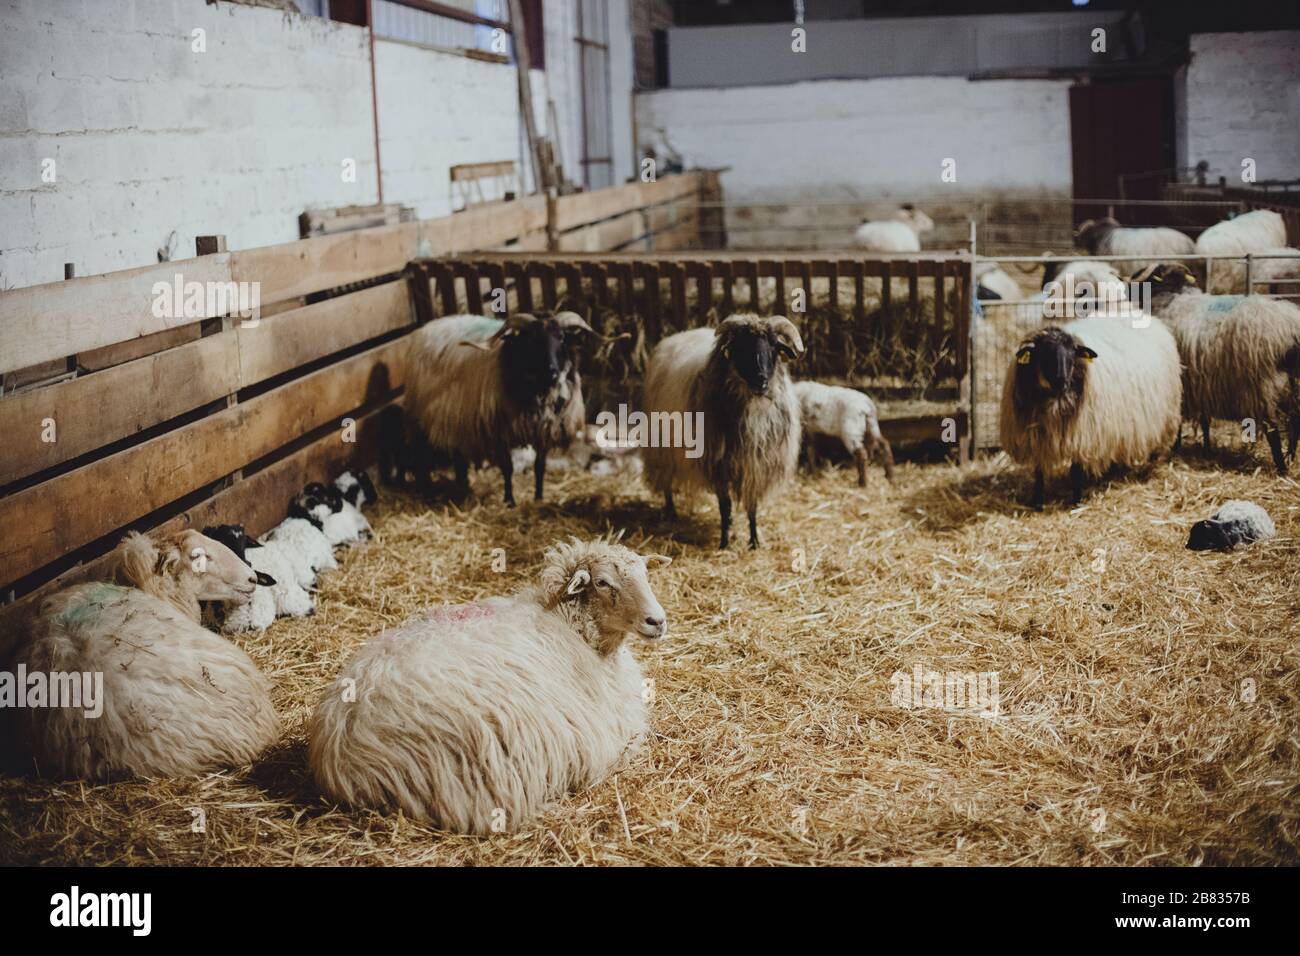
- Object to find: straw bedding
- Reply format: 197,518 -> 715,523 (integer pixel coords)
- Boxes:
1,434 -> 1296,866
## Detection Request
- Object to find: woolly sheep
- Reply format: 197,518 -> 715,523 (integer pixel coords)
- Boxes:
793,380 -> 895,486
853,205 -> 935,253
12,530 -> 280,781
1195,209 -> 1288,293
1042,259 -> 1129,315
203,524 -> 315,621
975,264 -> 1022,302
1000,309 -> 1182,508
260,515 -> 336,586
1186,500 -> 1276,551
308,539 -> 671,834
1074,217 -> 1195,275
642,314 -> 805,549
1142,263 -> 1300,472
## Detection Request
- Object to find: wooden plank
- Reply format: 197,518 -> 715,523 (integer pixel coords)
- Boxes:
0,254 -> 234,375
907,261 -> 921,326
641,263 -> 661,341
77,324 -> 204,374
0,332 -> 239,489
230,222 -> 418,307
670,263 -> 687,333
881,261 -> 893,315
423,195 -> 548,256
931,262 -> 946,355
553,172 -> 703,232
696,262 -> 714,321
539,263 -> 558,310
557,209 -> 646,252
716,261 -> 734,314
0,339 -> 405,590
450,160 -> 517,182
460,263 -> 485,316
237,281 -> 412,386
774,261 -> 787,314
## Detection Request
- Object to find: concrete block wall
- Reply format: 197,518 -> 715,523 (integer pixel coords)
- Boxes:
1183,31 -> 1300,183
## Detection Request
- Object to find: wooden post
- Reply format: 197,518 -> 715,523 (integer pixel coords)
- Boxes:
508,0 -> 551,193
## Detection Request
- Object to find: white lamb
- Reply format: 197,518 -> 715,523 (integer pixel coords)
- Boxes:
854,205 -> 935,253
308,538 -> 671,835
794,380 -> 896,486
260,516 -> 336,587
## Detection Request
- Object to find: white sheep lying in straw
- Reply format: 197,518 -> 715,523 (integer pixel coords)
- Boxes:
1000,309 -> 1182,508
308,539 -> 671,835
1142,263 -> 1300,472
853,205 -> 935,253
1195,209 -> 1288,293
794,380 -> 895,486
12,530 -> 281,781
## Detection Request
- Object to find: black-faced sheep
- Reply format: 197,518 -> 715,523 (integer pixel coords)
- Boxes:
12,530 -> 280,781
854,205 -> 935,253
1195,209 -> 1288,294
308,538 -> 671,835
1074,217 -> 1195,275
642,314 -> 804,549
404,311 -> 598,506
1186,500 -> 1276,551
1141,263 -> 1300,472
794,380 -> 895,487
1000,311 -> 1182,508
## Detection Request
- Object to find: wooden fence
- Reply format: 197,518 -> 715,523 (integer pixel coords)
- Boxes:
0,172 -> 716,649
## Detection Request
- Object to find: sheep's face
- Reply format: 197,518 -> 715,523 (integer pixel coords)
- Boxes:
715,315 -> 804,396
290,483 -> 343,528
1013,328 -> 1095,402
895,205 -> 934,235
499,315 -> 566,405
1074,216 -> 1119,252
171,530 -> 263,604
545,542 -> 672,652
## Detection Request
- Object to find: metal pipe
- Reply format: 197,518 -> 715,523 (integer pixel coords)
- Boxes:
366,0 -> 383,204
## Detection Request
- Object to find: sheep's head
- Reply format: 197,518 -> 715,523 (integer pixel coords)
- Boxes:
1012,327 -> 1096,405
714,314 -> 804,395
1074,216 -> 1119,252
290,483 -> 343,529
118,530 -> 264,610
894,204 -> 935,236
1133,262 -> 1198,294
541,538 -> 671,655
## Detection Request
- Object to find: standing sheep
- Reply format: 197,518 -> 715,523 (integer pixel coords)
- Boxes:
12,530 -> 281,781
1074,217 -> 1195,274
642,314 -> 804,549
1000,311 -> 1182,508
308,539 -> 671,835
794,380 -> 895,486
1195,209 -> 1288,293
1142,263 -> 1300,472
854,205 -> 935,253
404,311 -> 598,506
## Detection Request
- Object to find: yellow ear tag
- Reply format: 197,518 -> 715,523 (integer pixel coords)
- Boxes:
1017,351 -> 1032,365
1081,354 -> 1094,363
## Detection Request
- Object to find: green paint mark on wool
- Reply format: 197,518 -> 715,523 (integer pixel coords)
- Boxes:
58,583 -> 130,626
1206,296 -> 1244,313
461,316 -> 504,341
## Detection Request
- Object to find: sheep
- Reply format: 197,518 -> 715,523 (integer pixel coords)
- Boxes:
203,524 -> 315,621
1141,263 -> 1300,472
308,538 -> 671,834
510,328 -> 589,502
642,314 -> 804,549
1000,309 -> 1182,508
335,470 -> 377,509
259,513 -> 336,587
1186,500 -> 1276,551
853,204 -> 935,253
404,311 -> 600,506
1074,217 -> 1195,274
1042,259 -> 1130,315
793,380 -> 895,487
290,483 -> 370,547
11,530 -> 280,781
199,524 -> 278,633
1251,247 -> 1300,292
1195,209 -> 1288,293
975,264 -> 1022,302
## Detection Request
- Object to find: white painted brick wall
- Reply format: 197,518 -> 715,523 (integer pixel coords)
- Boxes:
635,76 -> 1074,201
1184,31 -> 1300,183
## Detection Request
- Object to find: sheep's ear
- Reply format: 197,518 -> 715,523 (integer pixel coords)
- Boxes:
565,568 -> 591,595
1015,345 -> 1034,365
644,554 -> 672,569
255,571 -> 277,587
1077,345 -> 1098,362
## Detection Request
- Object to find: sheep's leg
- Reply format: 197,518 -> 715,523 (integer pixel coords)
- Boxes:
1069,463 -> 1085,505
451,452 -> 470,498
1201,416 -> 1212,451
1173,422 -> 1183,453
533,444 -> 547,501
805,441 -> 818,472
416,439 -> 439,499
875,437 -> 896,482
664,490 -> 678,521
498,444 -> 516,507
1031,467 -> 1044,511
747,508 -> 760,550
1265,427 -> 1287,475
853,448 -> 868,487
717,492 -> 732,550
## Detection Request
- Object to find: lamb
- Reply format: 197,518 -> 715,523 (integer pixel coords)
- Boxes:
308,538 -> 671,835
793,380 -> 895,487
1074,217 -> 1195,274
853,205 -> 935,253
1141,263 -> 1300,472
1000,309 -> 1182,508
203,524 -> 315,621
1186,500 -> 1276,551
404,311 -> 600,506
1195,209 -> 1288,293
290,483 -> 370,547
642,314 -> 805,549
259,513 -> 336,587
335,470 -> 378,509
11,530 -> 280,781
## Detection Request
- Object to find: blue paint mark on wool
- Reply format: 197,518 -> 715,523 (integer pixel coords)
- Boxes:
461,316 -> 505,341
1205,296 -> 1244,313
58,583 -> 130,626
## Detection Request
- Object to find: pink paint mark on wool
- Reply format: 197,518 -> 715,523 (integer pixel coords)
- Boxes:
423,603 -> 494,625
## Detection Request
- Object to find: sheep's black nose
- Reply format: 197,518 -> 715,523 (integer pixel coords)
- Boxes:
645,615 -> 664,628
248,575 -> 258,585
